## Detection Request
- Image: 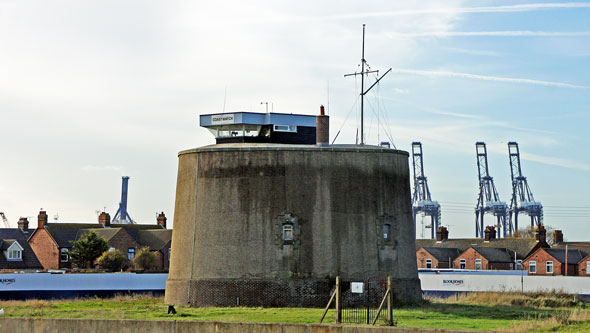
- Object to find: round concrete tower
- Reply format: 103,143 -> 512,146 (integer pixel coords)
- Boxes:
165,143 -> 421,307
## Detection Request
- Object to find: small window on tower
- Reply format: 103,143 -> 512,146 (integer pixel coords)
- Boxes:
282,224 -> 293,241
383,224 -> 391,241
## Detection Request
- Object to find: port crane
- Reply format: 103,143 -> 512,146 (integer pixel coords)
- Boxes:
475,142 -> 510,238
411,142 -> 441,239
508,142 -> 543,231
0,212 -> 9,228
111,176 -> 135,224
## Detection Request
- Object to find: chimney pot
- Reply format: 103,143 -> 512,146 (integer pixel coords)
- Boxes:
316,105 -> 330,146
157,212 -> 167,229
98,212 -> 111,227
554,230 -> 563,244
17,217 -> 29,232
37,210 -> 48,229
436,226 -> 448,242
535,224 -> 547,243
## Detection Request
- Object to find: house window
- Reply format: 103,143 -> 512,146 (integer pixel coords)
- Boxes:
529,261 -> 536,274
460,259 -> 466,269
425,259 -> 432,269
168,248 -> 171,262
475,259 -> 482,270
383,224 -> 391,240
516,260 -> 523,270
8,249 -> 22,260
109,247 -> 115,252
128,248 -> 135,260
546,261 -> 554,274
60,248 -> 69,262
282,224 -> 293,241
587,261 -> 590,275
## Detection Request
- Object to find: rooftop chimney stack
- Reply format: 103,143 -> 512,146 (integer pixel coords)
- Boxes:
157,212 -> 167,229
37,210 -> 48,229
436,226 -> 448,242
535,224 -> 546,243
17,217 -> 29,232
484,226 -> 496,242
554,230 -> 563,245
98,212 -> 111,227
316,105 -> 330,146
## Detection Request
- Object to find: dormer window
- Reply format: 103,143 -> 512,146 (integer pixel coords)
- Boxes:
6,241 -> 24,261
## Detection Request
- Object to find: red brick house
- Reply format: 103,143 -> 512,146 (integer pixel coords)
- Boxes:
523,248 -> 585,276
453,247 -> 516,270
417,247 -> 461,269
28,210 -> 170,270
28,211 -> 103,269
578,255 -> 590,276
416,226 -> 549,271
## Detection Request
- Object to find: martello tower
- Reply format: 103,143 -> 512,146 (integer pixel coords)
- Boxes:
164,108 -> 421,307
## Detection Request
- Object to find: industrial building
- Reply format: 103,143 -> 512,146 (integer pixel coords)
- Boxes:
165,108 -> 422,307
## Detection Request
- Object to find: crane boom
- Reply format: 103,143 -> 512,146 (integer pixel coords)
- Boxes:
475,142 -> 510,238
411,142 -> 441,239
508,142 -> 543,231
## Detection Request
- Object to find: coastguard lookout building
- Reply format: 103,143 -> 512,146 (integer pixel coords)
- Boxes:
199,111 -> 318,145
165,107 -> 421,307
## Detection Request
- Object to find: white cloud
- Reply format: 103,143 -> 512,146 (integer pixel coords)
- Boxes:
390,68 -> 590,89
385,31 -> 590,38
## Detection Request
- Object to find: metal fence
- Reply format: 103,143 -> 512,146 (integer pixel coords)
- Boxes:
320,276 -> 395,326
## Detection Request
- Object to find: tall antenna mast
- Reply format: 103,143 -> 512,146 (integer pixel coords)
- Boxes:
344,24 -> 392,145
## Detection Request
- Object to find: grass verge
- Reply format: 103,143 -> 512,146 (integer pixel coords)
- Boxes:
0,292 -> 588,331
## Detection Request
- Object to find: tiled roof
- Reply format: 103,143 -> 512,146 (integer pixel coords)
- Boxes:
137,229 -> 172,251
0,228 -> 29,240
44,223 -> 103,248
545,248 -> 585,264
416,237 -> 544,259
76,228 -> 121,242
421,247 -> 461,262
473,247 -> 516,263
110,224 -> 163,240
0,239 -> 43,270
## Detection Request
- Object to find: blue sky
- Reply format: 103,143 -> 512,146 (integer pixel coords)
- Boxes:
1,1 -> 589,240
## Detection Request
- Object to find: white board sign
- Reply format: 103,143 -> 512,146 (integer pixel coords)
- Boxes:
211,114 -> 235,125
351,282 -> 364,293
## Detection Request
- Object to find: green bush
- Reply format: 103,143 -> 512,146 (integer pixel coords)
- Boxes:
131,247 -> 157,270
97,249 -> 128,272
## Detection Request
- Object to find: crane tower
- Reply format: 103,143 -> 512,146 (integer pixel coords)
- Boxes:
508,142 -> 543,231
411,142 -> 441,239
111,176 -> 135,224
475,142 -> 510,238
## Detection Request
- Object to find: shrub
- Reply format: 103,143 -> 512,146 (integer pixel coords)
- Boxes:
97,249 -> 128,272
131,247 -> 157,270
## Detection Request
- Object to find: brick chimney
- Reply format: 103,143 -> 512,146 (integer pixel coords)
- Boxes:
535,224 -> 546,243
98,212 -> 111,227
554,230 -> 563,244
436,226 -> 448,242
484,226 -> 496,242
37,210 -> 48,229
157,212 -> 167,229
316,105 -> 330,146
17,217 -> 29,232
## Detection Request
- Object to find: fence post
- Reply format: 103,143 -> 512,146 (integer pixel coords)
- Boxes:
387,275 -> 393,326
336,276 -> 341,323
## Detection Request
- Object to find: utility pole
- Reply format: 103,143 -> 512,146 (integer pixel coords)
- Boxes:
344,24 -> 391,145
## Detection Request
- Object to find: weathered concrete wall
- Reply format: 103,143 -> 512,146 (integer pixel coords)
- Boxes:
166,144 -> 421,306
0,318 -> 469,333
